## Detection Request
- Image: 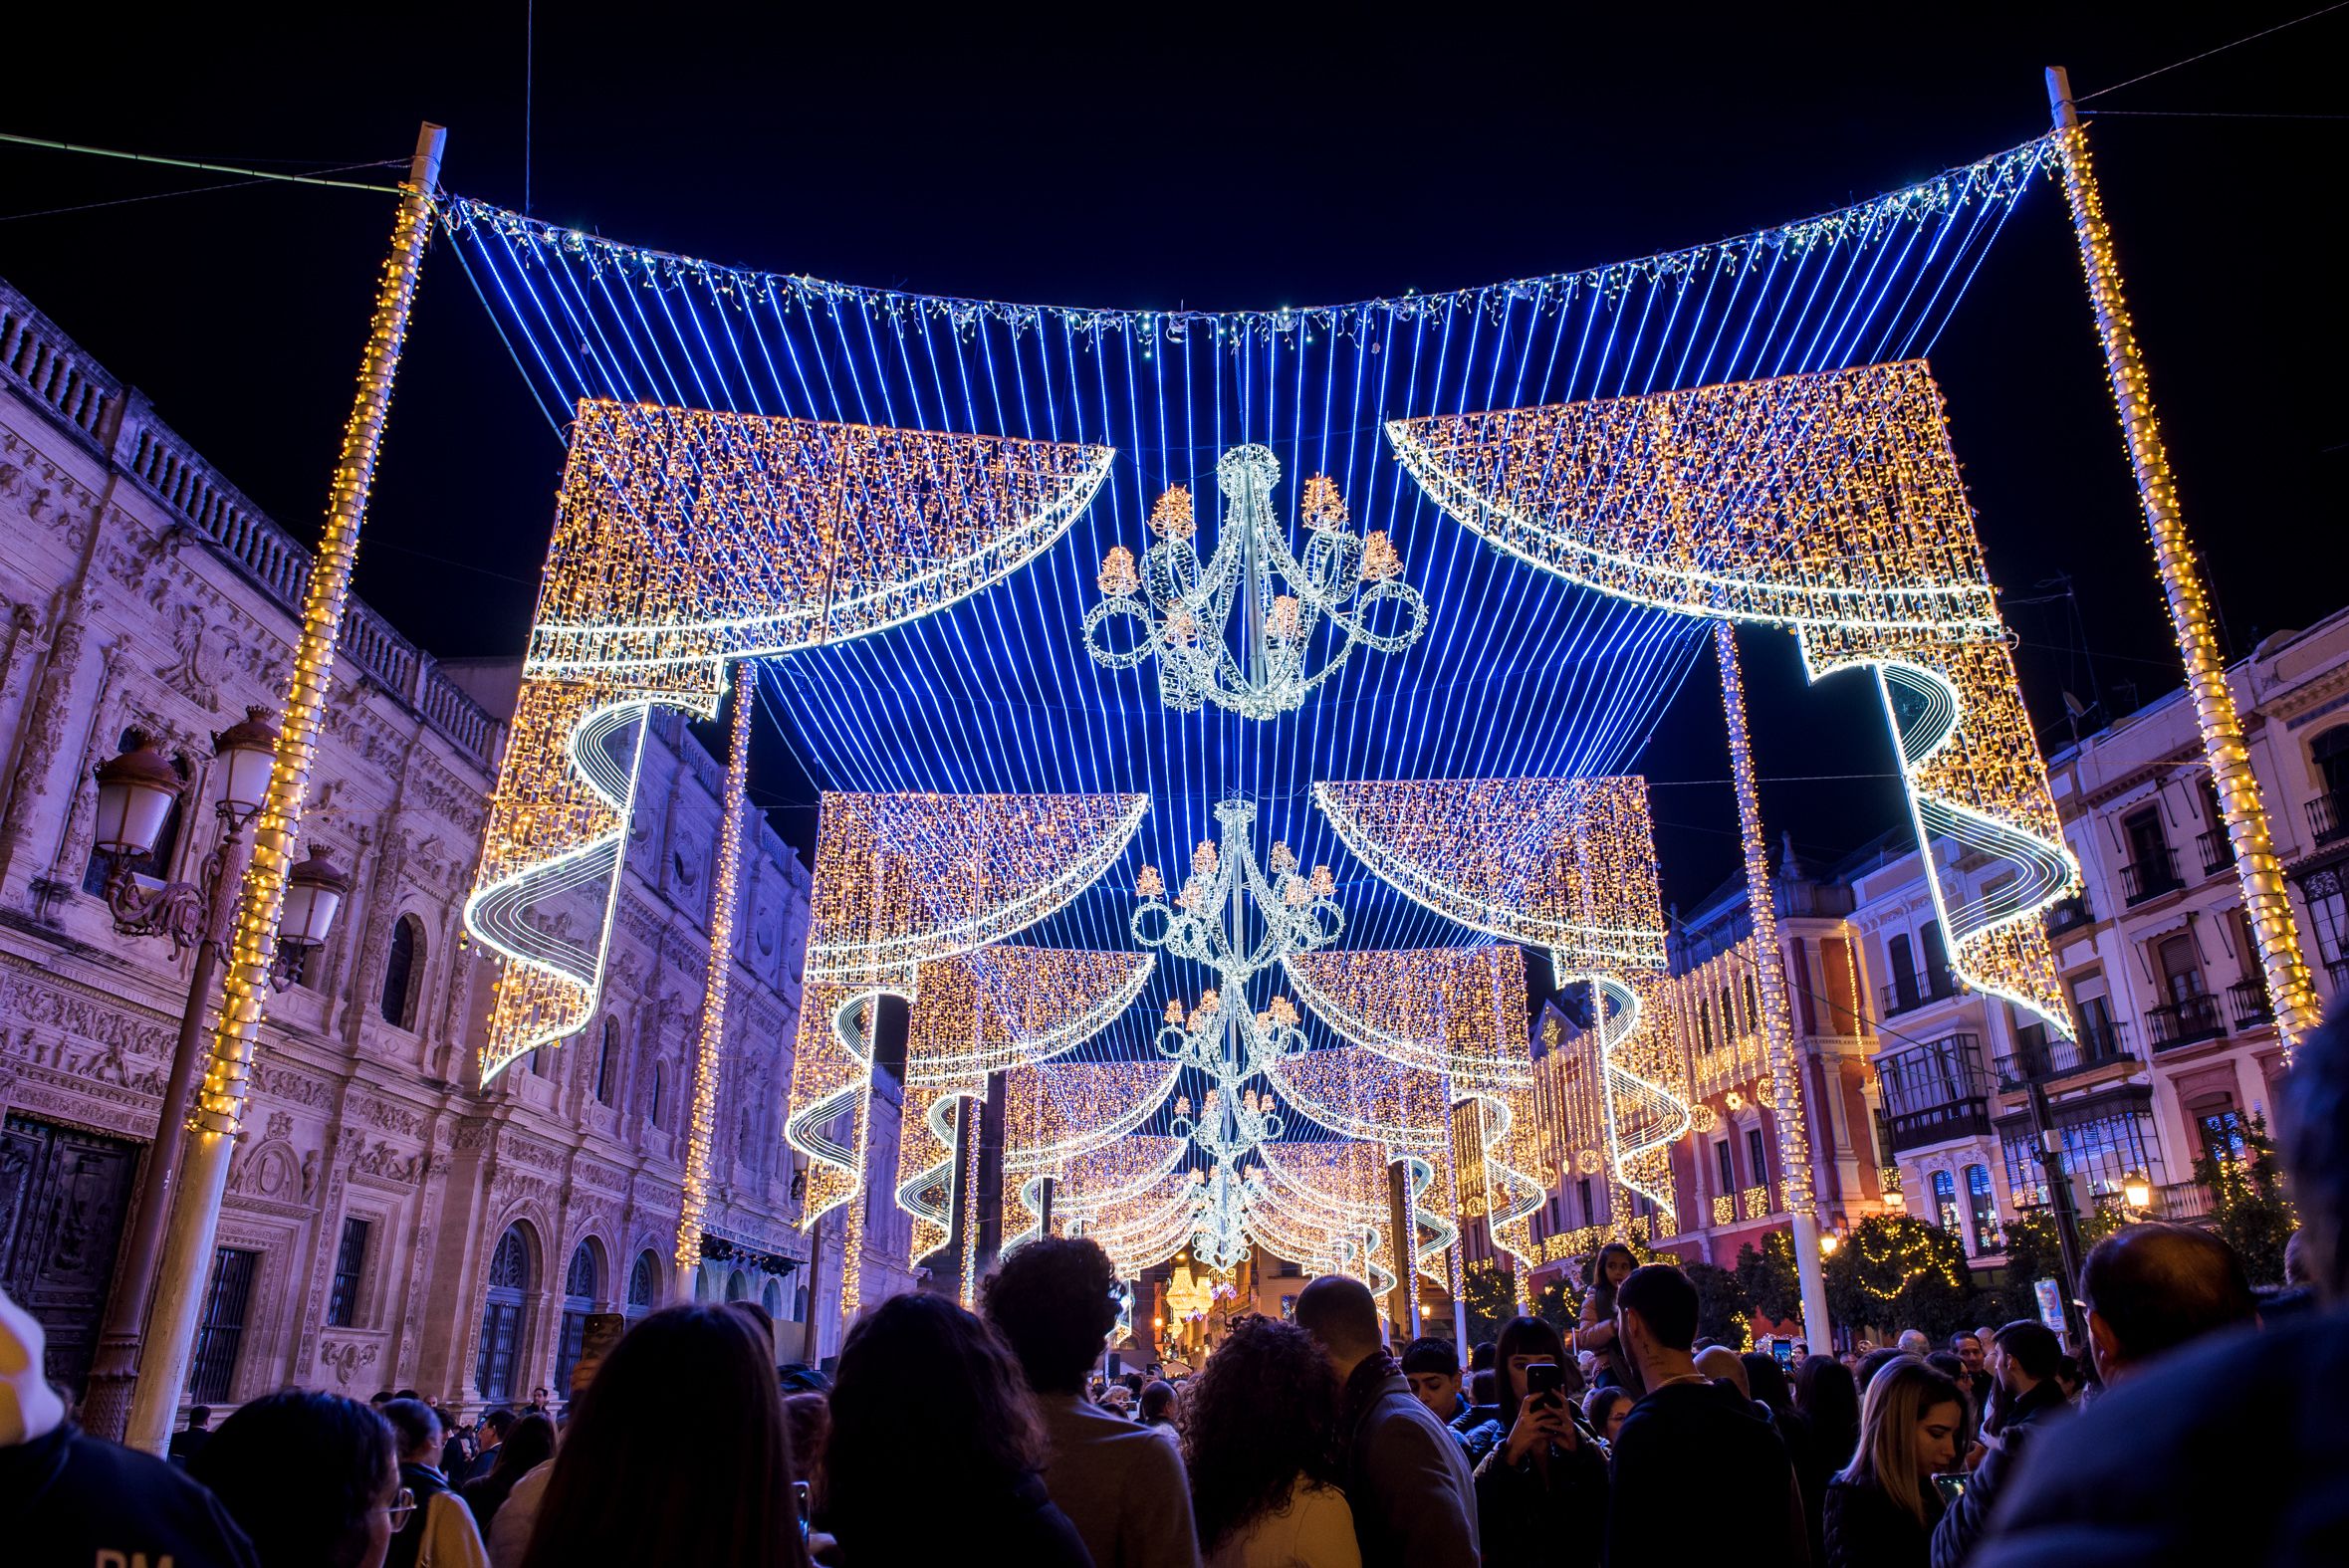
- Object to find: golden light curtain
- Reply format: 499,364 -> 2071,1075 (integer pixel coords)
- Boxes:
465,401 -> 1114,1079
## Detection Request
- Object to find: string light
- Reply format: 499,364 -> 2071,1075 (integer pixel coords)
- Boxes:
673,664 -> 755,1289
1082,445 -> 1428,720
2048,116 -> 2321,1048
1387,361 -> 2083,1036
466,404 -> 1116,1079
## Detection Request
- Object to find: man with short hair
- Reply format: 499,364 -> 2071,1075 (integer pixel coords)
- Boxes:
1951,1330 -> 1994,1436
2077,1223 -> 2257,1387
382,1397 -> 489,1568
1974,1011 -> 2349,1568
983,1236 -> 1199,1568
167,1404 -> 214,1466
462,1408 -> 513,1483
1295,1273 -> 1478,1568
1897,1328 -> 1930,1357
1607,1264 -> 1806,1568
1400,1335 -> 1468,1423
1931,1320 -> 2065,1568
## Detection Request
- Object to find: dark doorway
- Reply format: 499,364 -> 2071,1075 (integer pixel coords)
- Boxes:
0,1114 -> 142,1398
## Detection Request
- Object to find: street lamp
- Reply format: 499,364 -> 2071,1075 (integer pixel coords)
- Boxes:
2122,1172 -> 2153,1215
1818,1232 -> 1840,1257
80,709 -> 352,1441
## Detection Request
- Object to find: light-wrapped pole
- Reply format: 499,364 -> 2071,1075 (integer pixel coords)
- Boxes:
675,660 -> 755,1295
2047,67 -> 2319,1048
127,123 -> 445,1453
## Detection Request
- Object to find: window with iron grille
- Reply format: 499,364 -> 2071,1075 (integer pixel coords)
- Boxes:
189,1246 -> 258,1405
328,1217 -> 370,1327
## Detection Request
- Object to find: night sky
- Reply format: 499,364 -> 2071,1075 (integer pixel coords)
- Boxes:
4,6 -> 2342,909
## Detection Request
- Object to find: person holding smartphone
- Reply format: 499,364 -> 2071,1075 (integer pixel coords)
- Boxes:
1470,1317 -> 1607,1568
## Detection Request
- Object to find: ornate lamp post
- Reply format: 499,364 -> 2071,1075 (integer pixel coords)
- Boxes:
80,710 -> 348,1439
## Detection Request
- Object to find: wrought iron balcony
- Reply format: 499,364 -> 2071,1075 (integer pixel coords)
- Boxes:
1994,1019 -> 2134,1089
2309,788 -> 2349,847
1878,1033 -> 1994,1154
2197,828 -> 2234,877
1879,970 -> 1959,1017
2044,895 -> 2093,936
2228,976 -> 2274,1029
2147,992 -> 2226,1050
2121,847 -> 2183,905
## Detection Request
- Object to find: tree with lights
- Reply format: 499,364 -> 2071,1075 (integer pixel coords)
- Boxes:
1822,1215 -> 1977,1342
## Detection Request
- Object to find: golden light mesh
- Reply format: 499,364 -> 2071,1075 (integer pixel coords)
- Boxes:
1312,778 -> 1670,971
782,790 -> 1148,1231
1387,361 -> 2078,1030
995,1059 -> 1184,1248
1265,1047 -> 1450,1149
1281,945 -> 1531,1092
892,945 -> 1155,1264
467,401 -> 1115,1079
1312,774 -> 1680,1240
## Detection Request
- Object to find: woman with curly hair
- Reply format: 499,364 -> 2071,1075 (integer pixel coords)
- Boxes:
1183,1314 -> 1359,1568
822,1291 -> 1088,1567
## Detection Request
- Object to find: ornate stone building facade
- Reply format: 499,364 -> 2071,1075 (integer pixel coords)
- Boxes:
0,274 -> 845,1417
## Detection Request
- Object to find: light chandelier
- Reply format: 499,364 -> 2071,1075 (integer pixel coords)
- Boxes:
1084,444 -> 1429,720
1133,796 -> 1342,1265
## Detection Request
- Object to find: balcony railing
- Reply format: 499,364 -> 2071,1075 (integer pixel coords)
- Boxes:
1994,1019 -> 2134,1089
1712,1194 -> 1735,1227
2153,1181 -> 2216,1224
2310,789 -> 2349,847
1742,1184 -> 1775,1221
2330,956 -> 2349,994
2196,828 -> 2234,877
1879,971 -> 1959,1017
2044,895 -> 2093,936
2147,992 -> 2227,1050
2122,847 -> 2184,905
2228,976 -> 2274,1029
1879,1033 -> 1994,1154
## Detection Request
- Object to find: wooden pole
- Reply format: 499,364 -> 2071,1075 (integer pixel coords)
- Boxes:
127,122 -> 445,1453
1715,621 -> 1830,1346
2046,66 -> 2320,1049
674,661 -> 755,1296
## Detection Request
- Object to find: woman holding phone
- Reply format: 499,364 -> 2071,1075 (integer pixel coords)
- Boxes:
1472,1316 -> 1608,1568
1821,1359 -> 1966,1568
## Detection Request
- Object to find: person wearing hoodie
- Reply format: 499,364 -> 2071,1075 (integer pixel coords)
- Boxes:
1605,1265 -> 1808,1568
0,1286 -> 259,1567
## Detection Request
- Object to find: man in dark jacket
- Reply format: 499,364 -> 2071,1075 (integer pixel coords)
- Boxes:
1972,1008 -> 2349,1568
1930,1319 -> 2065,1567
1297,1274 -> 1480,1568
383,1397 -> 458,1568
3,1287 -> 258,1567
1607,1264 -> 1807,1568
1450,1367 -> 1503,1463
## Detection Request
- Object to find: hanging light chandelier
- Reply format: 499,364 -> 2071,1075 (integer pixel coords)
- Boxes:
1134,797 -> 1342,1266
1084,445 -> 1429,720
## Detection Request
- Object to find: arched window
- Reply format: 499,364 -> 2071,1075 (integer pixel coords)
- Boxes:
1931,1169 -> 1962,1236
379,914 -> 424,1028
595,1017 -> 620,1106
725,1269 -> 750,1303
554,1241 -> 599,1397
762,1279 -> 782,1317
627,1249 -> 659,1316
1964,1165 -> 2001,1252
793,1286 -> 809,1323
475,1225 -> 534,1403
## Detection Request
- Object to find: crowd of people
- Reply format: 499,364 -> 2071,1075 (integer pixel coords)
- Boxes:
8,1008 -> 2346,1566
